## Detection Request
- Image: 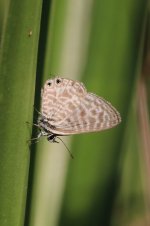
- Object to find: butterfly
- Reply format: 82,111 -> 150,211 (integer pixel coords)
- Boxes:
33,77 -> 121,148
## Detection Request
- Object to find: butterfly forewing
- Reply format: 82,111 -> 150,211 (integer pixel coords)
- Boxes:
40,77 -> 121,136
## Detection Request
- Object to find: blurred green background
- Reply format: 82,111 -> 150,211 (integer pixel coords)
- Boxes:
0,0 -> 150,226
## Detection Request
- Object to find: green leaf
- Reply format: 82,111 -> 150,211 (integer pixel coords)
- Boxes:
0,0 -> 42,226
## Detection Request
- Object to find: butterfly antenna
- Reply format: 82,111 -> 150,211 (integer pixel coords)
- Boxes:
33,105 -> 42,116
57,137 -> 74,159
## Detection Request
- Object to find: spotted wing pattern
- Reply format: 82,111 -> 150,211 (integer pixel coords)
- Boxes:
40,77 -> 121,135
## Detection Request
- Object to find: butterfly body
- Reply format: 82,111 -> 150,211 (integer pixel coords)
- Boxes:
38,77 -> 121,139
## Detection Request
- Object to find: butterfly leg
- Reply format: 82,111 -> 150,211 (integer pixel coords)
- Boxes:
27,132 -> 42,145
26,121 -> 41,128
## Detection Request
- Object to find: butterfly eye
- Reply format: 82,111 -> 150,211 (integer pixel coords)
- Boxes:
56,78 -> 61,84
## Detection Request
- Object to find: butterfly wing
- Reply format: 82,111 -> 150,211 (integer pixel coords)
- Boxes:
40,77 -> 121,135
49,92 -> 121,135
